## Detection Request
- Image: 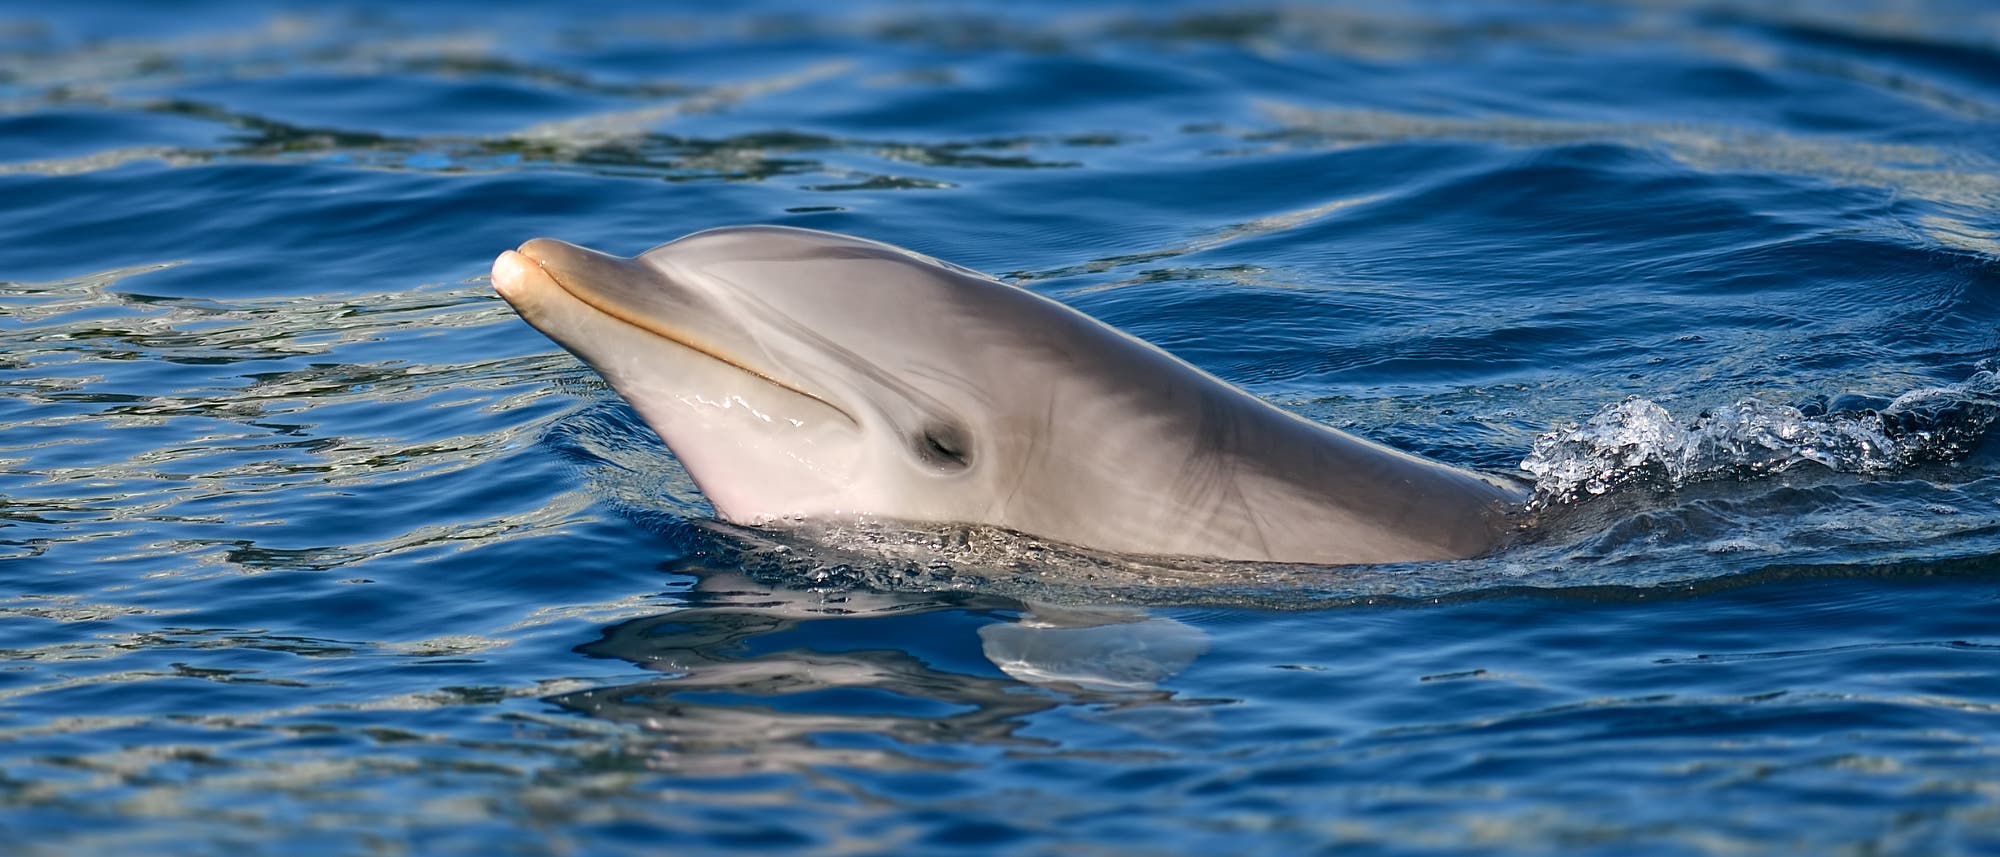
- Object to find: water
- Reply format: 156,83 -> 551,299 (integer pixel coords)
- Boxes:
4,1 -> 1999,853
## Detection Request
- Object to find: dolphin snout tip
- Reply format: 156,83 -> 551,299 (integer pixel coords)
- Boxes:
490,248 -> 543,298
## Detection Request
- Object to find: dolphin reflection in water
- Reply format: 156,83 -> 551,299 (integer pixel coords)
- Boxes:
554,570 -> 1213,775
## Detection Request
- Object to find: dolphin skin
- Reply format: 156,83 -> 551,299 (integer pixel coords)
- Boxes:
491,226 -> 1526,564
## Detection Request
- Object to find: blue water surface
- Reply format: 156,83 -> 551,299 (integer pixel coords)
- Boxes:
4,1 -> 2000,854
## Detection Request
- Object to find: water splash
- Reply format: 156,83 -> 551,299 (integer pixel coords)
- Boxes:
1523,363 -> 2000,506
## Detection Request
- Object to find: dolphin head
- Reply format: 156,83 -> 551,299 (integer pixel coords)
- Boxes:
492,226 -> 1087,527
494,225 -> 1525,564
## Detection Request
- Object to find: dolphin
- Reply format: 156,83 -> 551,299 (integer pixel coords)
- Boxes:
490,225 -> 1526,565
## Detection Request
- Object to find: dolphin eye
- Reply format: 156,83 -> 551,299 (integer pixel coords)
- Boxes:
917,425 -> 971,471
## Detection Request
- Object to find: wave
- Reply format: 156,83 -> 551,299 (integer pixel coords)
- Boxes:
1523,362 -> 2000,505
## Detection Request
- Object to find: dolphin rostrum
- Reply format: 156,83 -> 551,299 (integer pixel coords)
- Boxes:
491,226 -> 1526,564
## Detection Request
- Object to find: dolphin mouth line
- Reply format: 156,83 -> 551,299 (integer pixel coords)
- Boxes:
512,247 -> 855,425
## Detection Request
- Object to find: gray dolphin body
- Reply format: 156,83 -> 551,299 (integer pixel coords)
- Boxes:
491,226 -> 1526,565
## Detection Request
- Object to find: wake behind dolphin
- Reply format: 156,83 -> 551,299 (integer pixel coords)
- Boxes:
490,226 -> 1526,565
